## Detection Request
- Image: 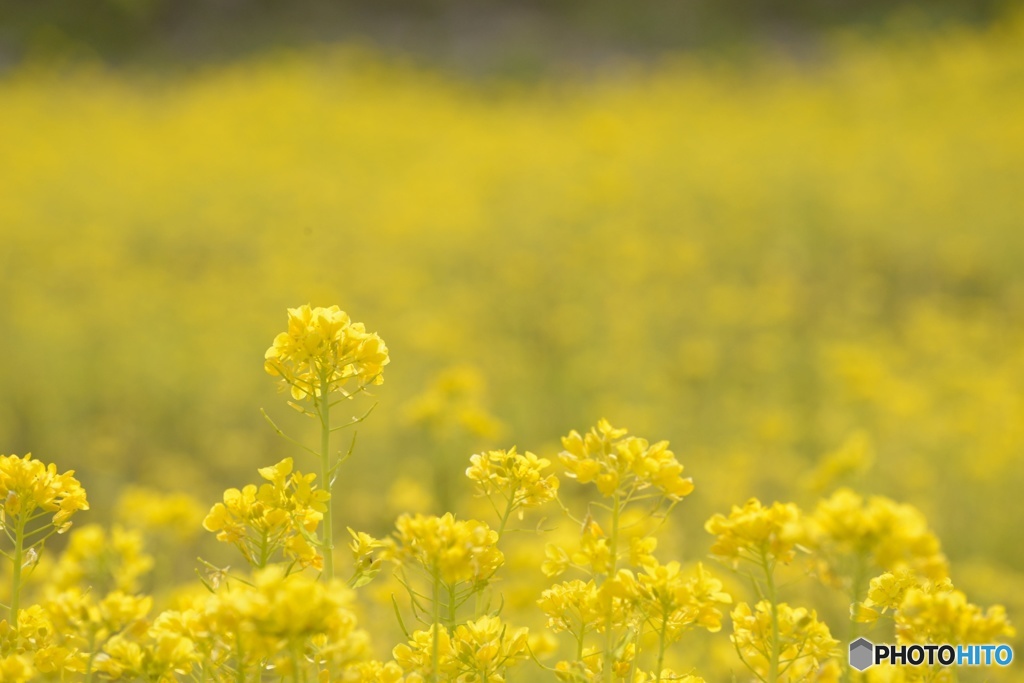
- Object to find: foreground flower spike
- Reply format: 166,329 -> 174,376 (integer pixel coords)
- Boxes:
263,305 -> 389,581
0,453 -> 89,626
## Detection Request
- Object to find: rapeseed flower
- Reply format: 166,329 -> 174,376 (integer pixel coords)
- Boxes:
730,601 -> 838,681
0,453 -> 88,533
560,420 -> 693,500
264,304 -> 389,401
705,498 -> 804,567
387,512 -> 504,585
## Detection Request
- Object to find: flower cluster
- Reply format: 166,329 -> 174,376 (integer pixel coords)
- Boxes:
807,488 -> 948,591
404,365 -> 504,441
551,646 -> 707,683
203,567 -> 368,677
388,616 -> 530,683
385,512 -> 504,586
559,420 -> 694,500
41,566 -> 370,682
264,304 -> 390,402
634,561 -> 733,637
49,524 -> 154,594
3,590 -> 156,681
704,498 -> 804,567
730,601 -> 838,682
115,487 -> 206,543
541,421 -> 721,681
854,569 -> 1015,644
202,457 -> 329,571
452,615 -> 530,682
0,453 -> 89,534
537,579 -> 604,634
467,446 -> 559,526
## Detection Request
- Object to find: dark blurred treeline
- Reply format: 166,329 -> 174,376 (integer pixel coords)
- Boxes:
0,0 -> 1012,73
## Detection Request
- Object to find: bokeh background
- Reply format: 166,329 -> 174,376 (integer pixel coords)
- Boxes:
1,0 -> 1023,679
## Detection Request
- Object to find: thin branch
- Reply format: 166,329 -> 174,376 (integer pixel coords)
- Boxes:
260,408 -> 319,457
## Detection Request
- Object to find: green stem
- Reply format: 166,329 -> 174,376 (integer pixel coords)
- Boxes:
84,630 -> 97,683
656,616 -> 668,682
291,639 -> 304,683
10,516 -> 25,631
628,627 -> 641,683
432,568 -> 442,683
318,371 -> 335,581
763,548 -> 780,683
603,492 -> 621,683
496,493 -> 516,540
448,583 -> 457,628
258,529 -> 270,568
236,630 -> 246,683
843,554 -> 868,683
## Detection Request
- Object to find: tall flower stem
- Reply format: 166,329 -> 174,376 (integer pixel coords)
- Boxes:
318,370 -> 335,581
9,515 -> 26,630
656,616 -> 669,683
762,548 -> 781,683
603,492 -> 622,683
432,567 -> 442,683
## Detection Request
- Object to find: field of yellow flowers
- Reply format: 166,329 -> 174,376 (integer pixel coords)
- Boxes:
1,10 -> 1023,682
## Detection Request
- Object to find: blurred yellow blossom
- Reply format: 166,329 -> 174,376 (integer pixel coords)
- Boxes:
560,420 -> 694,500
115,486 -> 206,543
730,601 -> 838,682
705,498 -> 804,567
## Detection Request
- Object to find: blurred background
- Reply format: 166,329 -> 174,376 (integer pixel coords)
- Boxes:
1,0 -> 1023,678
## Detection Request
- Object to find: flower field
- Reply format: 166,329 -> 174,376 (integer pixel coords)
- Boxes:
0,12 -> 1023,681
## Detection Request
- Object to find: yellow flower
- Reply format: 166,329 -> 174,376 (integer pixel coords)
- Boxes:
389,512 -> 504,585
115,486 -> 205,543
541,543 -> 571,578
629,536 -> 658,569
855,571 -> 1016,646
0,654 -> 35,682
452,615 -> 529,680
264,304 -> 390,401
0,453 -> 89,533
807,488 -> 948,588
466,446 -> 560,515
636,561 -> 732,638
559,420 -> 694,500
202,458 -> 327,570
537,579 -> 603,633
50,524 -> 154,594
403,365 -> 504,440
705,498 -> 803,567
731,601 -> 838,682
98,591 -> 153,632
393,625 -> 456,678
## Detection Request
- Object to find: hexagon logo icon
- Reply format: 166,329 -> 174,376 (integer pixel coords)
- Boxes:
849,637 -> 874,671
